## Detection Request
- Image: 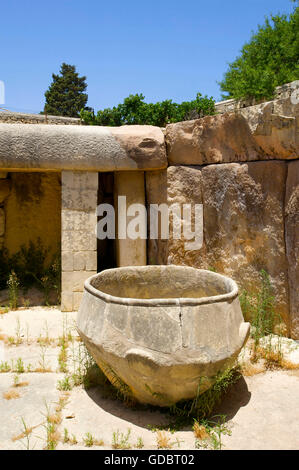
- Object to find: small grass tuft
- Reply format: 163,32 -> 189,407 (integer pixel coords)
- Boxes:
3,389 -> 21,400
112,429 -> 132,449
156,430 -> 173,449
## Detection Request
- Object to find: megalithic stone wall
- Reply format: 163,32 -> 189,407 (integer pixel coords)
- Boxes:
146,163 -> 292,336
0,82 -> 298,336
61,171 -> 98,311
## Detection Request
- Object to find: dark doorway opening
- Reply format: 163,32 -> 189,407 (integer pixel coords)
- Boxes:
97,172 -> 116,272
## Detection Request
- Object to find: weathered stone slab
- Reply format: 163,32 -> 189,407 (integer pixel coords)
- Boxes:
0,123 -> 167,171
150,163 -> 290,333
202,162 -> 289,331
240,99 -> 298,160
114,171 -> 147,267
285,160 -> 299,339
146,166 -> 204,267
166,113 -> 262,165
166,97 -> 299,165
145,169 -> 168,265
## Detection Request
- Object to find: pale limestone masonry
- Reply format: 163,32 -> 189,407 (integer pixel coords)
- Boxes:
114,171 -> 147,267
61,171 -> 98,311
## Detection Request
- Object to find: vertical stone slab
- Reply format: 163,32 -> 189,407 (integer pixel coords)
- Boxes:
152,163 -> 290,333
145,166 -> 204,266
114,171 -> 146,267
285,161 -> 299,339
145,170 -> 168,265
61,171 -> 98,311
201,161 -> 289,332
0,174 -> 11,250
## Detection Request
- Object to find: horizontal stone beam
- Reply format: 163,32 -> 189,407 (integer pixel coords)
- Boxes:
0,123 -> 167,172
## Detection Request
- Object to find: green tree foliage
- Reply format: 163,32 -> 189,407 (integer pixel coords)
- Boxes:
43,63 -> 88,117
219,3 -> 299,100
80,92 -> 215,127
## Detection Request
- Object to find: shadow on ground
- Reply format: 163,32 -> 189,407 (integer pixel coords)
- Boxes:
84,373 -> 251,429
213,375 -> 251,421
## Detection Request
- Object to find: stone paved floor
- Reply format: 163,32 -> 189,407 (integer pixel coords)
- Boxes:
0,307 -> 299,450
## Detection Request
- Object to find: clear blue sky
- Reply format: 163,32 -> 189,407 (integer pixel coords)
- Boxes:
0,0 -> 295,113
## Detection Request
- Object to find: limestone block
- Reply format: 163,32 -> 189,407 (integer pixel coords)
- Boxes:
61,272 -> 75,292
166,97 -> 299,165
62,230 -> 97,252
240,99 -> 299,160
72,231 -> 97,252
61,291 -> 73,312
285,160 -> 299,339
62,271 -> 96,293
61,251 -> 73,272
202,162 -> 289,331
62,188 -> 98,211
157,162 -> 290,332
73,292 -> 83,311
146,166 -> 204,266
73,252 -> 86,271
62,210 -> 96,232
62,171 -> 98,190
145,170 -> 168,265
61,231 -> 73,251
0,124 -> 167,171
85,251 -> 97,271
114,171 -> 147,267
166,113 -> 261,165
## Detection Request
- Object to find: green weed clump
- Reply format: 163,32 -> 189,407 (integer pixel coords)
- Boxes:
112,429 -> 132,450
167,366 -> 241,425
239,269 -> 286,367
7,271 -> 19,310
194,415 -> 231,450
239,270 -> 278,344
0,239 -> 61,305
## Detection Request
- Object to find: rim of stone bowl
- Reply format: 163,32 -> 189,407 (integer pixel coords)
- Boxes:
83,266 -> 239,307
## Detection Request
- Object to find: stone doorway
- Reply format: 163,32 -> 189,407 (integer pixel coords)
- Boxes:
97,172 -> 116,271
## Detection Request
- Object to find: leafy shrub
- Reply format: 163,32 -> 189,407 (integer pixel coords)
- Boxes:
219,4 -> 299,100
80,92 -> 215,127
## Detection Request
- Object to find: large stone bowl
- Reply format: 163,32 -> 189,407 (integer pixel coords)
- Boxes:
77,265 -> 250,406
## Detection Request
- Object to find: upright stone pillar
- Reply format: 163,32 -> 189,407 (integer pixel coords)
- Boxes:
0,172 -> 10,250
114,171 -> 147,267
285,160 -> 299,339
61,171 -> 98,311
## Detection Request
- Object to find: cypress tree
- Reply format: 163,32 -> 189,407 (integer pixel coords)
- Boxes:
43,63 -> 88,117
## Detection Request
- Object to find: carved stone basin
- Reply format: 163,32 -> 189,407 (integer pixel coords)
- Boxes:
77,265 -> 250,406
